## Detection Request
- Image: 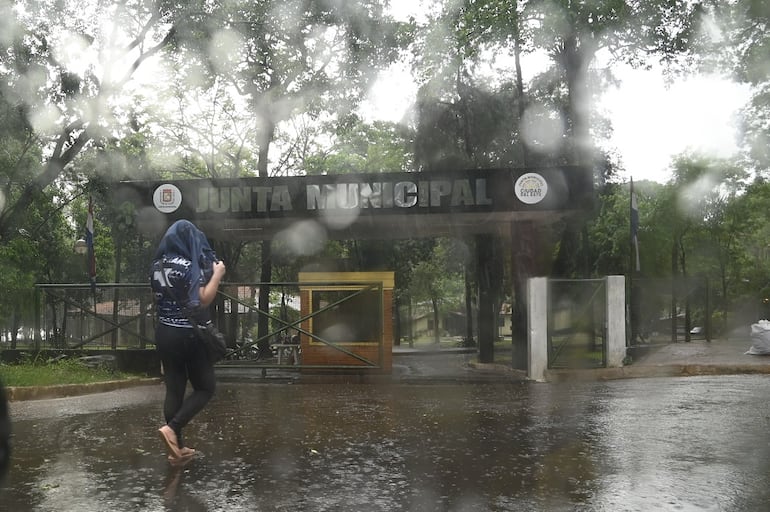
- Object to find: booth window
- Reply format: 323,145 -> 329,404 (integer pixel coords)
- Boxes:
310,288 -> 381,344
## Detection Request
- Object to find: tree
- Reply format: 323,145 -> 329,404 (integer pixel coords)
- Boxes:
304,117 -> 414,175
409,239 -> 465,344
410,1 -> 535,360
151,76 -> 260,180
585,182 -> 635,276
163,0 -> 409,350
0,0 -> 179,239
702,1 -> 770,172
664,154 -> 745,332
734,179 -> 770,320
0,83 -> 94,344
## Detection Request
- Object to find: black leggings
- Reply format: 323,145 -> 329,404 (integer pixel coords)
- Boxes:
155,323 -> 216,447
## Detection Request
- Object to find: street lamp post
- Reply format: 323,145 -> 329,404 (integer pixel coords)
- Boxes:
73,238 -> 89,343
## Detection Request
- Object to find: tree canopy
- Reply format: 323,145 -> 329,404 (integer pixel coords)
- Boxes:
0,0 -> 768,342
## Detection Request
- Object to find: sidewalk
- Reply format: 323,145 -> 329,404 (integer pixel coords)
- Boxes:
631,336 -> 770,368
7,338 -> 770,402
546,336 -> 770,381
392,337 -> 770,383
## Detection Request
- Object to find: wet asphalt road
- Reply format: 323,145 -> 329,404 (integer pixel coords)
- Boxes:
3,374 -> 770,511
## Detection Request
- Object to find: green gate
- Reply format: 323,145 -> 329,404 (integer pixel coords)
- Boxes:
548,279 -> 607,369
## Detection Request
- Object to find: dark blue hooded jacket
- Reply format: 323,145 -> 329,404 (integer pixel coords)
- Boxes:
151,220 -> 217,326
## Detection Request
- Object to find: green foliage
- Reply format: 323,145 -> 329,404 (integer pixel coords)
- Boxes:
0,237 -> 37,326
0,0 -> 180,239
268,302 -> 300,336
0,358 -> 131,387
305,118 -> 414,174
0,0 -> 768,346
586,182 -> 640,275
584,155 -> 770,329
409,238 -> 465,310
414,84 -> 522,169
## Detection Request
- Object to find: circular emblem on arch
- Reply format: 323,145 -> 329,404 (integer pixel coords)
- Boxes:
153,184 -> 182,213
514,173 -> 548,205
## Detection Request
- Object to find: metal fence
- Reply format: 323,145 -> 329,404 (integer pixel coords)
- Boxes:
3,282 -> 386,372
25,284 -> 155,350
629,276 -> 712,344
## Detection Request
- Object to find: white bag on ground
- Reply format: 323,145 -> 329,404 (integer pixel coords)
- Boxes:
746,320 -> 770,355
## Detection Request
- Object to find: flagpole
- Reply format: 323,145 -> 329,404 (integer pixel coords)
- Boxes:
630,178 -> 634,276
629,179 -> 633,346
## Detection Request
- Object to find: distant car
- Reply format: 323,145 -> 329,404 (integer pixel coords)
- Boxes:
690,326 -> 703,337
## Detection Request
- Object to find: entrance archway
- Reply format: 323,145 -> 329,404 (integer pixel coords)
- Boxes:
116,167 -> 593,366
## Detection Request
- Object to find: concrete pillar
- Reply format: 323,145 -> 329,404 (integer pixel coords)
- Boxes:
606,275 -> 626,367
527,277 -> 548,382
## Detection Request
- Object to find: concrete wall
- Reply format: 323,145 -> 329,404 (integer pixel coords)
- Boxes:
606,275 -> 626,367
527,278 -> 549,382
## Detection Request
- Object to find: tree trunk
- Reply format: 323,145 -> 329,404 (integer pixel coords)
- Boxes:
680,240 -> 691,342
393,296 -> 402,347
464,268 -> 475,346
477,234 -> 497,363
255,117 -> 275,357
671,240 -> 678,342
513,9 -> 529,165
408,298 -> 414,347
431,297 -> 440,345
111,234 -> 123,349
560,33 -> 592,167
511,6 -> 530,369
257,240 -> 272,358
243,286 -> 256,340
511,222 -> 536,369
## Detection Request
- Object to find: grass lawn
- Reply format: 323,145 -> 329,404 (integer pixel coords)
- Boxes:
0,357 -> 137,387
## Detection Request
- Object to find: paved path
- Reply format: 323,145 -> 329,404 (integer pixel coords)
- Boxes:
627,336 -> 770,371
6,338 -> 770,403
546,336 -> 770,381
632,336 -> 769,367
391,337 -> 770,382
7,374 -> 770,511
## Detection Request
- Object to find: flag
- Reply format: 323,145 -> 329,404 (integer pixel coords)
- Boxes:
86,196 -> 96,291
630,178 -> 640,272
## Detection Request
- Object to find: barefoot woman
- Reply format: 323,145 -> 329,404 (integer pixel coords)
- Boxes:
150,220 -> 225,461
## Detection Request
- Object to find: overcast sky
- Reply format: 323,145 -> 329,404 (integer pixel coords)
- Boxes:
362,0 -> 751,184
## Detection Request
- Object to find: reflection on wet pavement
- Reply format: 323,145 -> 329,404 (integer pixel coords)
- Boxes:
4,376 -> 770,511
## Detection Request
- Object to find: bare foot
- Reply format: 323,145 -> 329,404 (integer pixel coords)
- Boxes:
158,425 -> 181,458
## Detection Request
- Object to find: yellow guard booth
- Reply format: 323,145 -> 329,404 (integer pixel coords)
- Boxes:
298,271 -> 394,374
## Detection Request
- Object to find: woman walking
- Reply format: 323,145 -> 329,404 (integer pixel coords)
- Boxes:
150,219 -> 225,462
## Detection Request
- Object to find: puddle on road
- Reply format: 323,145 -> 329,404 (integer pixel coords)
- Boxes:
3,377 -> 770,511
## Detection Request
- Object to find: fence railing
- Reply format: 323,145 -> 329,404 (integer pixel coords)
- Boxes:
4,282 -> 386,371
27,283 -> 155,350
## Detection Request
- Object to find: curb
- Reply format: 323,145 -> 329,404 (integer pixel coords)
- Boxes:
545,364 -> 770,382
7,362 -> 770,400
6,378 -> 161,402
